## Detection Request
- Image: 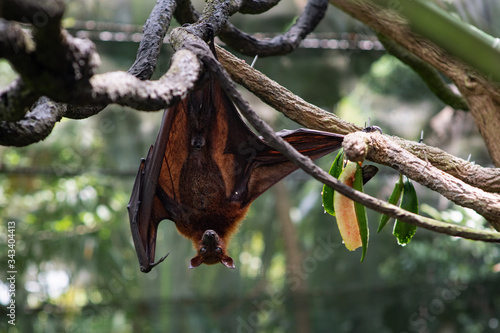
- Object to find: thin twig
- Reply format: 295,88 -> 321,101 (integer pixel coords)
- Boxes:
185,37 -> 500,242
215,45 -> 500,193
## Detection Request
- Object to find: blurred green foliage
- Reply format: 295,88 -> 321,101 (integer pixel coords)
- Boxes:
1,0 -> 500,332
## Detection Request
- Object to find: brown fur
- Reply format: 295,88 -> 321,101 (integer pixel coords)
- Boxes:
128,78 -> 344,272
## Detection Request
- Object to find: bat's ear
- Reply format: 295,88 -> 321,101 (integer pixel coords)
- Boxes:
221,256 -> 235,269
189,256 -> 203,269
189,255 -> 235,269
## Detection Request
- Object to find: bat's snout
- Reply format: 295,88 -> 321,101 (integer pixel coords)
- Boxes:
201,229 -> 219,245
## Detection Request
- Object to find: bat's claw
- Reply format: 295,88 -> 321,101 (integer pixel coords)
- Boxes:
362,125 -> 383,134
155,252 -> 170,265
140,252 -> 170,273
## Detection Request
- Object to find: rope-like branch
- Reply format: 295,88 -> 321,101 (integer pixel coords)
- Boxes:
0,0 -> 191,146
67,0 -> 178,118
219,0 -> 329,56
238,0 -> 281,14
173,0 -> 328,57
129,0 -> 177,80
0,50 -> 201,146
329,0 -> 500,166
216,45 -> 359,134
0,97 -> 66,146
181,37 -> 500,241
215,45 -> 500,193
2,0 -> 499,241
0,78 -> 39,122
177,0 -> 236,43
1,1 -> 99,102
173,0 -> 200,24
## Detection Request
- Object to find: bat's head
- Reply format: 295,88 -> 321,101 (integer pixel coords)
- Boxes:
189,229 -> 235,269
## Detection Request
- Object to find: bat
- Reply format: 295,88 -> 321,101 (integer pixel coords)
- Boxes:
128,75 -> 345,272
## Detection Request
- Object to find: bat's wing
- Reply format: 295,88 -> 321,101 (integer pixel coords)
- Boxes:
128,101 -> 188,272
206,79 -> 344,206
239,129 -> 344,205
129,76 -> 345,272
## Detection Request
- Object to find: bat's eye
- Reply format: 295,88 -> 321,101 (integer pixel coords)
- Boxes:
215,247 -> 222,254
200,247 -> 207,254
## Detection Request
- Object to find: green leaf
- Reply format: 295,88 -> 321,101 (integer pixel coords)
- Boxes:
322,149 -> 344,216
377,174 -> 404,233
353,163 -> 369,262
393,177 -> 419,245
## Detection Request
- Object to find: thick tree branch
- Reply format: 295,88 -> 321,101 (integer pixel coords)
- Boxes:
67,0 -> 178,119
343,131 -> 500,229
0,49 -> 201,146
0,0 -> 99,123
216,45 -> 500,193
0,78 -> 39,122
0,0 -> 190,145
391,137 -> 500,193
84,51 -> 200,110
186,38 -> 500,241
1,1 -> 99,101
237,0 -> 281,14
173,0 -> 200,24
216,45 -> 359,134
329,0 -> 500,166
0,97 -> 66,146
178,0 -> 236,43
128,0 -> 177,80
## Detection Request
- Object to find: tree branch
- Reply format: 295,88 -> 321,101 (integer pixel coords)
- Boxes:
1,1 -> 99,101
238,0 -> 281,14
219,0 -> 329,56
343,131 -> 500,229
215,45 -> 500,193
329,0 -> 500,166
177,0 -> 236,43
0,0 -> 196,145
64,0 -> 178,119
376,33 -> 469,111
0,49 -> 201,146
84,50 -> 200,110
128,0 -> 177,80
173,0 -> 200,24
189,39 -> 500,241
0,78 -> 39,122
0,97 -> 66,146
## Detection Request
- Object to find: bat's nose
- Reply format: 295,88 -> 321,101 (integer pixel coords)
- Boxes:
201,229 -> 219,246
191,136 -> 205,149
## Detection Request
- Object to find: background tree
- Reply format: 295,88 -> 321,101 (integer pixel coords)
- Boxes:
1,0 -> 500,332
